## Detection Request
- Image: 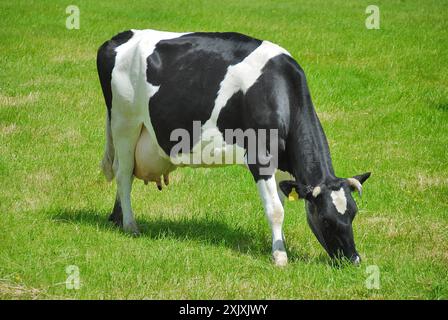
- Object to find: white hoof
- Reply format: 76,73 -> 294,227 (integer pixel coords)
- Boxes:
273,250 -> 288,267
123,220 -> 140,236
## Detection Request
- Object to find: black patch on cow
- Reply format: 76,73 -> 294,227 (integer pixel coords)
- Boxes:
146,32 -> 262,155
97,30 -> 134,120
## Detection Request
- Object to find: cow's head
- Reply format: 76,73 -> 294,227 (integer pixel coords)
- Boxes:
279,172 -> 371,265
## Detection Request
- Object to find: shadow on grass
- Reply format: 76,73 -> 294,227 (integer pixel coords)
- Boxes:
48,208 -> 330,265
434,102 -> 448,112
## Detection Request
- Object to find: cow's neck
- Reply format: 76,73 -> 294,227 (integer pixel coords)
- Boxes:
288,99 -> 336,187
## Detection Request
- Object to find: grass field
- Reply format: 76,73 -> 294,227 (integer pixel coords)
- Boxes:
1,0 -> 447,299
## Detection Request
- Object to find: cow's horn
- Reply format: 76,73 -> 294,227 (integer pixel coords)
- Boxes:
347,178 -> 363,197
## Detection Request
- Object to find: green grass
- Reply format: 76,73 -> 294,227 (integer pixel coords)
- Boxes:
0,0 -> 447,299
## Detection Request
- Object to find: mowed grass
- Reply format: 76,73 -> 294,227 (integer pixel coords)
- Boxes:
0,0 -> 447,299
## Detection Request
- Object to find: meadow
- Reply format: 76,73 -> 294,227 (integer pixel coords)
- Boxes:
0,0 -> 447,299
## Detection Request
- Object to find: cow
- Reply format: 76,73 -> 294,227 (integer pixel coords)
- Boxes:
96,29 -> 371,266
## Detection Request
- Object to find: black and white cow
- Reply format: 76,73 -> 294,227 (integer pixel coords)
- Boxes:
97,29 -> 370,266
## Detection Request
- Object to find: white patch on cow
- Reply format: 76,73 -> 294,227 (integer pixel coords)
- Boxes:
113,29 -> 189,106
331,188 -> 347,214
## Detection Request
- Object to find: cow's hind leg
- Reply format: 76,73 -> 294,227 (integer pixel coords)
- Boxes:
112,122 -> 141,235
108,192 -> 123,227
254,173 -> 287,267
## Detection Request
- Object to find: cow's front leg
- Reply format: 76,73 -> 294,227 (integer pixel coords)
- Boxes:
256,175 -> 287,267
275,170 -> 292,244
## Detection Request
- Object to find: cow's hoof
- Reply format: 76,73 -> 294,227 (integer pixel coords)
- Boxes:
273,250 -> 288,267
123,221 -> 140,236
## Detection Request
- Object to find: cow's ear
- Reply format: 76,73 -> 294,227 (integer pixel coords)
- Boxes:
279,181 -> 311,200
353,172 -> 371,185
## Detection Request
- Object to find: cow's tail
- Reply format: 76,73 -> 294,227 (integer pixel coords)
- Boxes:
101,113 -> 115,181
97,39 -> 117,182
